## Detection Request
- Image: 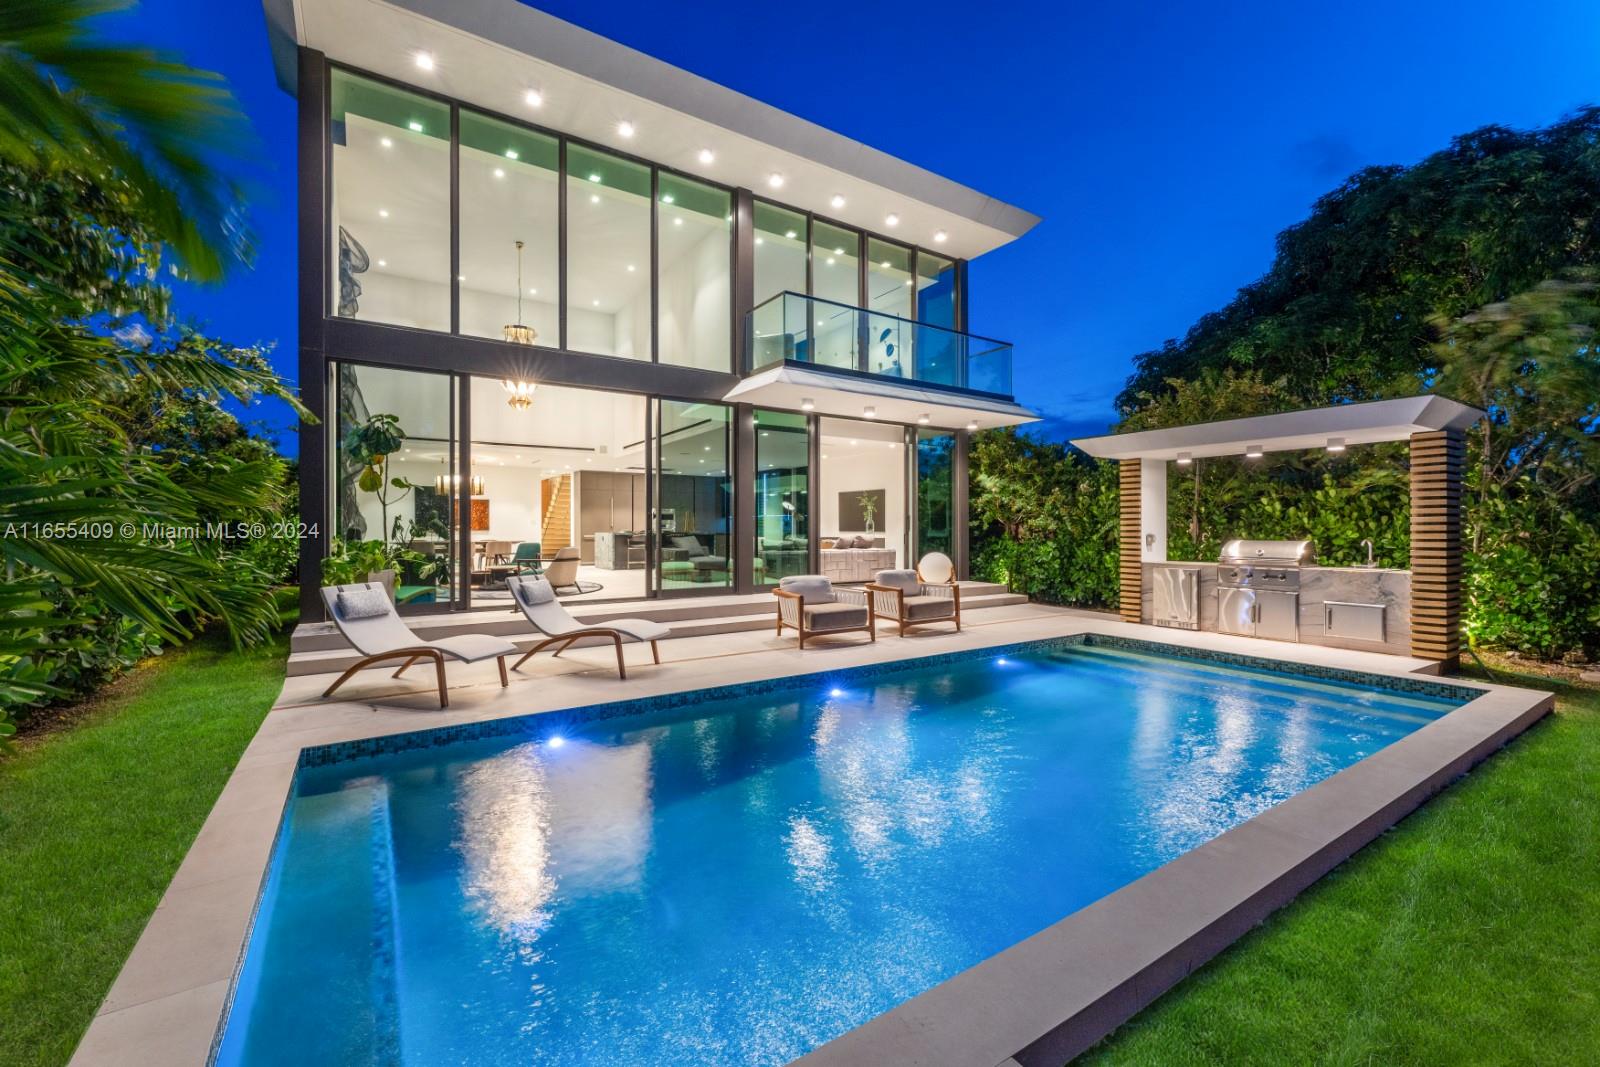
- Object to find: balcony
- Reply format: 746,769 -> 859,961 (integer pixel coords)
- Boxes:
747,291 -> 1014,398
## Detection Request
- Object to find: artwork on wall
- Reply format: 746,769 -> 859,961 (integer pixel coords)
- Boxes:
839,489 -> 886,534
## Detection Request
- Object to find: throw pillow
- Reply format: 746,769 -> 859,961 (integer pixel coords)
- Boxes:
336,586 -> 391,619
515,577 -> 556,605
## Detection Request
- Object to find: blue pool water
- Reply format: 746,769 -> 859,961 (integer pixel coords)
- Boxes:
216,640 -> 1465,1066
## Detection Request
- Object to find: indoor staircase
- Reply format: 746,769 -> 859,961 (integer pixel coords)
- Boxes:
540,474 -> 572,555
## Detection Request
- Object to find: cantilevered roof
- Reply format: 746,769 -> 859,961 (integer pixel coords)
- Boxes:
724,365 -> 1039,432
1071,395 -> 1484,461
262,0 -> 1041,260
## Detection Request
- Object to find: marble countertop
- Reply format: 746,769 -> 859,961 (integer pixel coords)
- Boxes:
1156,561 -> 1411,576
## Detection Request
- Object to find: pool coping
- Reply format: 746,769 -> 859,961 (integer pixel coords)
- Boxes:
65,607 -> 1554,1067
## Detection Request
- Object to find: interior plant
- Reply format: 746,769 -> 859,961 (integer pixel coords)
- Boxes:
857,492 -> 878,534
343,412 -> 414,545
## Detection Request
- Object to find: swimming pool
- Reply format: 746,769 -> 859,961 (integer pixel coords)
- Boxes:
214,637 -> 1469,1066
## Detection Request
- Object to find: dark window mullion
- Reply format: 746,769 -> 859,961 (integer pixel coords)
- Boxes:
558,139 -> 568,351
449,104 -> 459,335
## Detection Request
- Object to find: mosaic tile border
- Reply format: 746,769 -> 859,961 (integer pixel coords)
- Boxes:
297,634 -> 1484,771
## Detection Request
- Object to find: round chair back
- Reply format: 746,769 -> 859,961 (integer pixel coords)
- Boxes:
916,551 -> 955,585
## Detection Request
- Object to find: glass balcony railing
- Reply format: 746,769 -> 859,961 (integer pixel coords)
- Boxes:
747,291 -> 1014,397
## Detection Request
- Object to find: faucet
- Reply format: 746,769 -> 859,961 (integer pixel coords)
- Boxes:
1360,539 -> 1375,568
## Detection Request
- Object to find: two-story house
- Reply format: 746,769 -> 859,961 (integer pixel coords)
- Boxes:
266,0 -> 1040,619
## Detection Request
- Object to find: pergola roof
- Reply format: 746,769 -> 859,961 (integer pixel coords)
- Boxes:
1071,395 -> 1484,461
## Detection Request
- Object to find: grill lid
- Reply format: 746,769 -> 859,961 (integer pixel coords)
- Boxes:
1219,538 -> 1315,565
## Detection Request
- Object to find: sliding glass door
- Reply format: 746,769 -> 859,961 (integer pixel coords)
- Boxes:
330,362 -> 459,611
653,400 -> 733,594
752,409 -> 811,587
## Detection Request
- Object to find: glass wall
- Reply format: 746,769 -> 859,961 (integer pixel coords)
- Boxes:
330,71 -> 450,331
915,429 -> 955,560
810,220 -> 860,371
913,251 -> 959,386
820,419 -> 906,575
566,144 -> 652,359
656,401 -> 732,591
657,175 -> 731,371
753,409 -> 810,586
459,111 -> 559,344
866,238 -> 914,376
332,362 -> 457,608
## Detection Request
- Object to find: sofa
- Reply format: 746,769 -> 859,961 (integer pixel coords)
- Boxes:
819,536 -> 898,583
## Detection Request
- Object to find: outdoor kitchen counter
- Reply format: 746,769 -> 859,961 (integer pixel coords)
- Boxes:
1141,562 -> 1414,657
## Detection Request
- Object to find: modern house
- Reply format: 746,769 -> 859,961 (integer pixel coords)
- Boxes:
265,0 -> 1040,620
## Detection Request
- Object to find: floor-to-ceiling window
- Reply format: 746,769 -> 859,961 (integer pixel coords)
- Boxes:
655,401 -> 732,592
329,71 -> 450,332
810,219 -> 860,371
331,363 -> 457,608
458,110 -> 559,345
657,174 -> 731,371
566,145 -> 652,359
751,202 -> 808,368
819,419 -> 907,580
753,409 -> 810,586
915,428 -> 955,561
914,251 -> 959,386
866,238 -> 914,377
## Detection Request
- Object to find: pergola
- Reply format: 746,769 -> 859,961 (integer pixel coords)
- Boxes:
1072,395 -> 1485,670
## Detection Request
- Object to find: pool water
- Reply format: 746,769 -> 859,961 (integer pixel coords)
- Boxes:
215,640 -> 1463,1066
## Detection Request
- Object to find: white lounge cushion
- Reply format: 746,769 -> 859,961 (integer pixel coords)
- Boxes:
336,586 -> 392,619
874,569 -> 920,593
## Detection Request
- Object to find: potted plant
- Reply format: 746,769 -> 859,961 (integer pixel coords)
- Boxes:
343,413 -> 416,542
858,491 -> 879,535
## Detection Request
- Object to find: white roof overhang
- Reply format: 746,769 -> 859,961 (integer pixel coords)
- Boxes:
1071,395 -> 1485,461
723,365 -> 1038,432
263,0 -> 1040,260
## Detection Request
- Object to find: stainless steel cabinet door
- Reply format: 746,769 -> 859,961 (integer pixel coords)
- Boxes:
1257,591 -> 1300,642
1218,587 -> 1256,636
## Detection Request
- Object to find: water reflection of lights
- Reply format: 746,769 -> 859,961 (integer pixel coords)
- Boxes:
546,735 -> 566,749
783,813 -> 835,892
454,740 -> 654,941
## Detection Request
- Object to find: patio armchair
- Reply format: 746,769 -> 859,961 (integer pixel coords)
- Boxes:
542,545 -> 598,594
318,582 -> 518,708
506,575 -> 669,679
773,575 -> 875,649
866,568 -> 961,636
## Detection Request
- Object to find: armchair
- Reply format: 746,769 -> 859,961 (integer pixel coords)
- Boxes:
866,568 -> 961,636
772,575 -> 875,648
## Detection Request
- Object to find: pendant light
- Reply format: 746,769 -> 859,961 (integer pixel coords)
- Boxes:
502,239 -> 537,347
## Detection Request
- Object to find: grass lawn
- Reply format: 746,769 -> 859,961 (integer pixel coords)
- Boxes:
1080,666 -> 1600,1065
0,632 -> 288,1067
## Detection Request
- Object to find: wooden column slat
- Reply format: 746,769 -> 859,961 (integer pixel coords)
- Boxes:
1119,459 -> 1142,623
1409,429 -> 1464,669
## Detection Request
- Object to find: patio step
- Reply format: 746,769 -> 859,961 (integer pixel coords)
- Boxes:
284,585 -> 1026,677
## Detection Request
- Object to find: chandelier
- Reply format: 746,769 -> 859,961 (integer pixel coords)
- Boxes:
434,472 -> 486,496
503,239 -> 537,346
503,378 -> 537,411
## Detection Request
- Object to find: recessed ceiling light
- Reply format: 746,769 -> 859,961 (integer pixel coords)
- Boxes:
800,398 -> 815,412
1176,452 -> 1193,466
377,258 -> 387,267
588,173 -> 602,183
661,194 -> 675,204
826,257 -> 835,265
590,194 -> 600,203
830,194 -> 846,209
768,172 -> 785,189
592,299 -> 600,307
378,208 -> 389,218
626,264 -> 636,272
617,120 -> 635,138
379,136 -> 393,148
1245,444 -> 1264,459
966,421 -> 979,432
917,413 -> 930,425
880,260 -> 890,268
673,217 -> 682,226
456,274 -> 465,282
529,287 -> 538,295
863,406 -> 876,418
885,213 -> 900,227
698,148 -> 714,164
504,149 -> 519,160
524,88 -> 543,107
833,247 -> 843,255
1326,437 -> 1347,453
784,230 -> 796,239
414,51 -> 434,71
755,237 -> 764,245
493,168 -> 505,178
407,121 -> 423,133
934,230 -> 948,243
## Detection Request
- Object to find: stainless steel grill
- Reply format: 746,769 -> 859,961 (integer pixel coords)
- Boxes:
1217,539 -> 1313,642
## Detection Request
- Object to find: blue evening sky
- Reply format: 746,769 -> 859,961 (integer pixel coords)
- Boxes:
111,0 -> 1600,452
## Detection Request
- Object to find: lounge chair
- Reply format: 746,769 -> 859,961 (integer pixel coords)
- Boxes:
773,575 -> 874,649
319,582 -> 518,707
506,575 -> 669,679
541,546 -> 599,595
509,541 -> 543,576
866,566 -> 961,636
